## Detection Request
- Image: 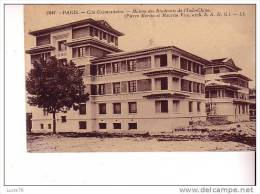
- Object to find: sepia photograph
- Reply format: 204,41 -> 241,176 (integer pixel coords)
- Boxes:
24,4 -> 256,152
2,2 -> 259,190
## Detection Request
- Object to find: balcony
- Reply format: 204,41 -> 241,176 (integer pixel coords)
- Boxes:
143,91 -> 189,99
25,45 -> 55,54
143,68 -> 188,77
66,37 -> 122,53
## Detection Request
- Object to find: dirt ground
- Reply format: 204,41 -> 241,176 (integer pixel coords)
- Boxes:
27,121 -> 255,152
27,135 -> 254,152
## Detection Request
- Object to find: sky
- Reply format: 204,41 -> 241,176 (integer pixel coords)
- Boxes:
24,4 -> 256,87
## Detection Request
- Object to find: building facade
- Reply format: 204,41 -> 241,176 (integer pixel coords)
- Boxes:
249,88 -> 256,120
204,58 -> 251,122
26,18 -> 251,133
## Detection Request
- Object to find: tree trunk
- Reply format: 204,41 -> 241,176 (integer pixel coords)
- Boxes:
52,111 -> 56,134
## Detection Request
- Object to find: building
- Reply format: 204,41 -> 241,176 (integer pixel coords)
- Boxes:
204,58 -> 251,122
249,88 -> 256,120
26,18 -> 218,133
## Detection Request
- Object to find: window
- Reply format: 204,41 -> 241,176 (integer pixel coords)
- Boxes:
99,31 -> 103,40
113,103 -> 121,114
79,103 -> 86,115
72,47 -> 87,58
90,27 -> 94,36
137,79 -> 152,91
94,28 -> 99,36
155,54 -> 167,67
160,77 -> 168,90
189,81 -> 192,92
155,100 -> 168,113
103,32 -> 107,40
113,123 -> 121,129
98,64 -> 105,75
201,68 -> 205,75
136,57 -> 151,70
128,81 -> 137,93
180,58 -> 187,70
173,100 -> 180,112
155,77 -> 168,90
61,116 -> 66,123
128,123 -> 137,130
79,121 -> 87,129
115,37 -> 118,46
121,81 -> 128,93
106,63 -> 112,74
112,62 -> 120,73
79,47 -> 86,57
72,26 -> 88,39
193,82 -> 198,93
36,34 -> 50,46
189,101 -> 193,112
58,40 -> 67,51
99,123 -> 107,129
181,79 -> 191,92
99,103 -> 106,114
193,63 -> 199,74
43,109 -> 48,116
213,67 -> 220,74
201,84 -> 205,93
111,35 -> 114,43
128,102 -> 137,113
48,124 -> 51,129
113,82 -> 121,94
127,60 -> 136,71
197,83 -> 201,93
90,65 -> 97,76
187,63 -> 192,71
120,60 -> 127,72
98,84 -> 105,95
197,102 -> 201,112
40,124 -> 44,129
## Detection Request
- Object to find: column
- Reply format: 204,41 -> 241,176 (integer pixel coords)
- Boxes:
168,76 -> 173,90
167,50 -> 172,67
151,55 -> 155,69
151,78 -> 155,91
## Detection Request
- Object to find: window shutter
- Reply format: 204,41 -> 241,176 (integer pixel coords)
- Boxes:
137,79 -> 151,91
120,61 -> 127,72
105,83 -> 112,94
121,81 -> 128,93
106,63 -> 111,74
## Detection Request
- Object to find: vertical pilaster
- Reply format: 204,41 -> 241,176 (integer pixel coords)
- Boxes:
151,55 -> 155,69
168,76 -> 173,90
151,78 -> 155,91
167,50 -> 172,67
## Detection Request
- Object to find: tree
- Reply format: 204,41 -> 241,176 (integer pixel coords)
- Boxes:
26,56 -> 89,134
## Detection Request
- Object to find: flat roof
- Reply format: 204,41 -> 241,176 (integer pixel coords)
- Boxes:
29,18 -> 124,36
91,46 -> 210,64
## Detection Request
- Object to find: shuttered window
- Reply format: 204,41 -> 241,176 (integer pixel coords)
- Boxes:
36,34 -> 50,46
137,79 -> 151,91
105,83 -> 112,94
136,57 -> 151,70
121,81 -> 128,93
72,27 -> 89,39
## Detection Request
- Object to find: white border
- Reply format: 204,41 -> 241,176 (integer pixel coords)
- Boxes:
1,1 -> 259,194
